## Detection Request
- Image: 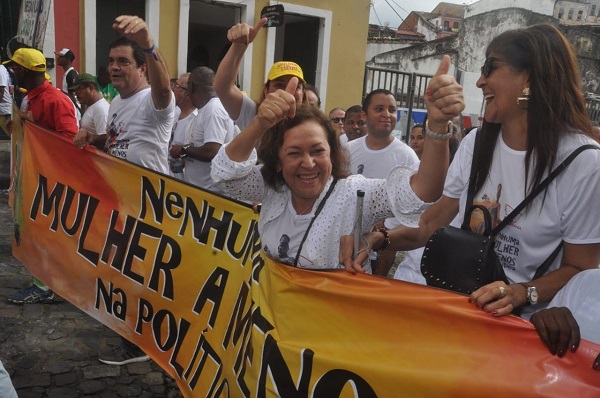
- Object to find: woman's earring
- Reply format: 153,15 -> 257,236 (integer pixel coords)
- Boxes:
517,87 -> 530,108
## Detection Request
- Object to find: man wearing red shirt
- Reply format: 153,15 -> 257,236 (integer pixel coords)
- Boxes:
5,48 -> 78,136
4,47 -> 77,305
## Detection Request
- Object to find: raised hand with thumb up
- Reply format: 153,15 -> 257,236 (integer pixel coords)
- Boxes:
256,76 -> 299,130
425,55 -> 465,132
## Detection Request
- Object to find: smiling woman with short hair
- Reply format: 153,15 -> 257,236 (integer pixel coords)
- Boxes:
212,56 -> 464,271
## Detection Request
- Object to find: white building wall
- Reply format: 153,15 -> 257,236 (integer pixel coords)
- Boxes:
465,0 -> 556,18
366,42 -> 411,62
417,19 -> 437,41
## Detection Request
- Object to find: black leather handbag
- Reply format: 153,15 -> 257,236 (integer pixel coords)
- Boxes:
421,141 -> 598,295
421,204 -> 507,294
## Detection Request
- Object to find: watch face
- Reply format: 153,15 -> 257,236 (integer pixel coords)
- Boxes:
529,288 -> 538,304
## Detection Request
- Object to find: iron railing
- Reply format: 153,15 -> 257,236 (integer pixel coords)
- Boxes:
363,66 -> 432,142
585,96 -> 600,125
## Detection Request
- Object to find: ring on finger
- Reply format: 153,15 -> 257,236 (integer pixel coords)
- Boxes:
498,286 -> 506,298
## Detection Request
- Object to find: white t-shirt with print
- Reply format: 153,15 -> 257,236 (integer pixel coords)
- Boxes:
445,129 -> 600,318
262,200 -> 313,268
106,88 -> 175,174
348,136 -> 419,229
80,98 -> 109,135
184,97 -> 235,191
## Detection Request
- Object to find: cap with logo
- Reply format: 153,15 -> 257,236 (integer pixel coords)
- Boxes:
54,48 -> 75,61
3,48 -> 47,72
267,61 -> 305,84
68,73 -> 98,90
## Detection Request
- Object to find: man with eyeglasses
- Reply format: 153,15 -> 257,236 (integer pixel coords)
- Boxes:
80,15 -> 175,366
328,107 -> 345,138
74,16 -> 175,177
168,72 -> 198,179
340,105 -> 367,143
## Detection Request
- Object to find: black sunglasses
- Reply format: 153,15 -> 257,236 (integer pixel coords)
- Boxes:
481,57 -> 510,78
330,117 -> 345,123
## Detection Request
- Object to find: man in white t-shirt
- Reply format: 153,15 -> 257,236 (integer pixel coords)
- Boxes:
168,73 -> 197,179
75,20 -> 175,176
0,62 -> 12,136
71,16 -> 175,366
348,89 -> 419,276
174,66 -> 235,192
70,73 -> 109,146
55,48 -> 82,116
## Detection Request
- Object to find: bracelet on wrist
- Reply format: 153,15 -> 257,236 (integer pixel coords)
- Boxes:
425,120 -> 452,140
373,227 -> 391,252
142,43 -> 159,61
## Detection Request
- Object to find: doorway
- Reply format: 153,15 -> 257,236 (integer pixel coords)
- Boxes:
95,0 -> 145,73
277,15 -> 319,86
187,1 -> 241,73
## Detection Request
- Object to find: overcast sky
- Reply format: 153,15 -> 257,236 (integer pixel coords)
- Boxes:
370,0 -> 476,28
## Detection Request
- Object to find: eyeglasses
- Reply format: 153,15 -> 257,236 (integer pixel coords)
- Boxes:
330,117 -> 345,123
481,57 -> 510,78
174,82 -> 187,91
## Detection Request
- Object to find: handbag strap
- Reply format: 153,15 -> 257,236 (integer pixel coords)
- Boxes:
293,179 -> 338,267
531,242 -> 563,281
463,129 -> 484,229
491,144 -> 598,236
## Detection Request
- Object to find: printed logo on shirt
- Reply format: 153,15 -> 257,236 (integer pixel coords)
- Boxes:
471,183 -> 521,272
105,113 -> 129,158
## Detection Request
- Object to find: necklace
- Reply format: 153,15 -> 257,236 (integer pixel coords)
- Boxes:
295,202 -> 314,216
290,199 -> 315,225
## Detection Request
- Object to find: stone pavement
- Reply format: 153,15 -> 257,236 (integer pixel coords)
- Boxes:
0,190 -> 184,397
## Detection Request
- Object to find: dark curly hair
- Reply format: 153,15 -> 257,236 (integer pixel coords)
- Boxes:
258,105 -> 350,190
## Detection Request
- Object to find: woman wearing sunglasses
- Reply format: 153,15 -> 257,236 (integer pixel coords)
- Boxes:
344,24 -> 600,320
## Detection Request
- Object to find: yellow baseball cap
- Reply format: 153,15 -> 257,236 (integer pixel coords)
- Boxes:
267,61 -> 305,84
3,48 -> 46,72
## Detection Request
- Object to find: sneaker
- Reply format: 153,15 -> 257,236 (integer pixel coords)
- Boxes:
98,345 -> 150,366
7,285 -> 54,304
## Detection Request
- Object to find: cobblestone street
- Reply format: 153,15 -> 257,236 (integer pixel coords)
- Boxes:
0,190 -> 184,397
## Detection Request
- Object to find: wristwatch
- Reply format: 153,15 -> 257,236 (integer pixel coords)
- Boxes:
520,283 -> 538,305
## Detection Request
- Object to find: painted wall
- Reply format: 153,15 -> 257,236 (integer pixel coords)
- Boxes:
53,0 -> 80,89
158,0 -> 179,76
60,0 -> 369,113
246,0 -> 371,112
366,43 -> 411,62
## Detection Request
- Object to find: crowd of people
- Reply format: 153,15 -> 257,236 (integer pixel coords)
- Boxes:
0,13 -> 598,389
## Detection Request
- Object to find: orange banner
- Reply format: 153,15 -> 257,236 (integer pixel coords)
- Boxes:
10,120 -> 600,397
